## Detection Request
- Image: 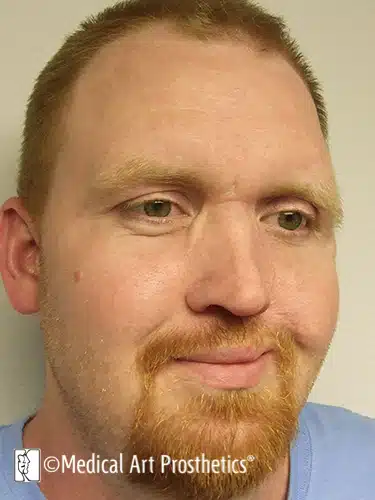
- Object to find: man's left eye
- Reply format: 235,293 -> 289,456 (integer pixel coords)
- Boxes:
278,211 -> 306,231
277,211 -> 308,231
140,200 -> 175,218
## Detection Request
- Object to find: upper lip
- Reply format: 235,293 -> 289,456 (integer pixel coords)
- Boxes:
176,347 -> 271,365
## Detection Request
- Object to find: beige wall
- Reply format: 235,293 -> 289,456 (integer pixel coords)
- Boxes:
0,0 -> 374,425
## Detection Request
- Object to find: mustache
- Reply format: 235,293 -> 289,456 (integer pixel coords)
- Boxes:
135,318 -> 297,379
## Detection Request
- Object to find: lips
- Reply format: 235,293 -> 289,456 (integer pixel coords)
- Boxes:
173,348 -> 273,390
176,347 -> 269,365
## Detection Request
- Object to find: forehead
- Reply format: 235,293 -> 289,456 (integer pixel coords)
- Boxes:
54,22 -> 332,199
76,22 -> 320,128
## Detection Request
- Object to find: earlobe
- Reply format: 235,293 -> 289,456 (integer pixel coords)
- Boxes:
0,197 -> 41,314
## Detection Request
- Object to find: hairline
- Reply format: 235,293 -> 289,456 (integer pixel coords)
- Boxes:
18,11 -> 331,235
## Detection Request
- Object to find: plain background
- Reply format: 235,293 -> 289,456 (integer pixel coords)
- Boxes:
0,0 -> 374,425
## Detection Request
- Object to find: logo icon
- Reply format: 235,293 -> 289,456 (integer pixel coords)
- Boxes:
14,449 -> 41,482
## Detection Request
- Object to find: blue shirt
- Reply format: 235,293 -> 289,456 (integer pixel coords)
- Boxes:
1,402 -> 374,499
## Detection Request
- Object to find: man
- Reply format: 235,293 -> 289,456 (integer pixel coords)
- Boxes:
0,0 -> 374,499
17,451 -> 32,482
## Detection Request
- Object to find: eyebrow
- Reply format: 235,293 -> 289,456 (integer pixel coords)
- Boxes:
86,157 -> 344,228
263,182 -> 344,228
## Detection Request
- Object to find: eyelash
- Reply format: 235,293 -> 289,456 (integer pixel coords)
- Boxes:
117,198 -> 317,234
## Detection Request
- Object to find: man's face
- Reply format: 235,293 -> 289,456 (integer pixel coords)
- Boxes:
18,454 -> 30,475
38,23 -> 339,499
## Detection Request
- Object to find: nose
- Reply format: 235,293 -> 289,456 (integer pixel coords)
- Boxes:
185,205 -> 272,318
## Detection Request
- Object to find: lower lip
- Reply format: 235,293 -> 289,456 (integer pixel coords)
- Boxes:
173,351 -> 272,390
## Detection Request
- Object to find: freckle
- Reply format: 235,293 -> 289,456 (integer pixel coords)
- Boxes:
74,270 -> 83,283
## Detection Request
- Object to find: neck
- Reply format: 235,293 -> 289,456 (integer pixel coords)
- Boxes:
23,363 -> 290,500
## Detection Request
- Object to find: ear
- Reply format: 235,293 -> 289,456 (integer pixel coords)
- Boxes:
0,197 -> 41,314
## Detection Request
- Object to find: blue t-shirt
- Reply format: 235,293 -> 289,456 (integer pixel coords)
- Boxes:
0,402 -> 374,499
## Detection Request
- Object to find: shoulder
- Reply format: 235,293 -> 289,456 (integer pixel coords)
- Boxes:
0,419 -> 21,454
0,417 -> 26,449
301,402 -> 375,449
0,421 -> 20,497
0,417 -> 38,499
299,403 -> 375,499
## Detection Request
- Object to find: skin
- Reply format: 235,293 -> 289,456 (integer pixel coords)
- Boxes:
0,22 -> 340,500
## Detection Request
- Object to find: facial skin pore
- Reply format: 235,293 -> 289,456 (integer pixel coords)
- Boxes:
0,22 -> 341,500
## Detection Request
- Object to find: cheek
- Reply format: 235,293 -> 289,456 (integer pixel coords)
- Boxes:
46,232 -> 185,354
276,257 -> 339,354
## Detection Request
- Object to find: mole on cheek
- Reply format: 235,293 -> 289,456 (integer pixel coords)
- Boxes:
73,270 -> 83,283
